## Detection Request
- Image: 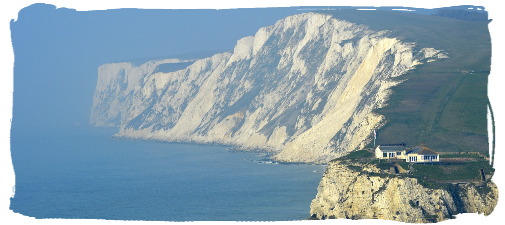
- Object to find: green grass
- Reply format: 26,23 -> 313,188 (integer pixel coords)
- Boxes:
438,73 -> 488,135
319,10 -> 491,155
397,161 -> 410,170
339,150 -> 374,160
369,160 -> 395,171
411,161 -> 493,181
439,153 -> 481,159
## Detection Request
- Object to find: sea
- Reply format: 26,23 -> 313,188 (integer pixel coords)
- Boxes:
9,127 -> 326,221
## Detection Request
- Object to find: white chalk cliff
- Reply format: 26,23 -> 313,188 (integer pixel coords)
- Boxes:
90,12 -> 446,163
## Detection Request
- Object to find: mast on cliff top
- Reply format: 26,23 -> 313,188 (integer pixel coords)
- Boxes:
373,129 -> 377,148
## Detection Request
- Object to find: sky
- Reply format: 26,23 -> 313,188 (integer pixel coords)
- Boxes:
2,1 -> 504,225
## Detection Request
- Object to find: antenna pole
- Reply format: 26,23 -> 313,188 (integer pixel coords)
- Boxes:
373,129 -> 377,148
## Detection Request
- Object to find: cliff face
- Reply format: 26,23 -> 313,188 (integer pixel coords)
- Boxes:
90,12 -> 446,163
310,160 -> 498,223
90,58 -> 197,127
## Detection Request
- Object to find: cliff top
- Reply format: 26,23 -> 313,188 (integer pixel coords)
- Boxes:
332,149 -> 494,189
320,10 -> 505,158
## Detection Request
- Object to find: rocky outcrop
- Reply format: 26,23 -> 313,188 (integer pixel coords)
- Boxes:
90,12 -> 446,163
309,160 -> 498,223
456,182 -> 499,216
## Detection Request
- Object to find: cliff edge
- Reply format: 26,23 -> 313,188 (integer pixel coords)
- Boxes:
90,12 -> 446,163
309,152 -> 498,223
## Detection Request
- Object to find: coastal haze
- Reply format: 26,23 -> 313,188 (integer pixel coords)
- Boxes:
90,12 -> 447,163
0,0 -> 504,132
5,1 -> 502,224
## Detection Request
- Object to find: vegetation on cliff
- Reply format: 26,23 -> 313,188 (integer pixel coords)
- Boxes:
311,149 -> 498,223
332,149 -> 494,188
320,10 -> 491,156
433,8 -> 488,21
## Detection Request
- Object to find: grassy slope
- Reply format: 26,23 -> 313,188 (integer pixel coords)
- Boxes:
412,161 -> 494,181
318,10 -> 491,155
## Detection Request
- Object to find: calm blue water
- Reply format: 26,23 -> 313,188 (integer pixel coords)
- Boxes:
9,127 -> 326,221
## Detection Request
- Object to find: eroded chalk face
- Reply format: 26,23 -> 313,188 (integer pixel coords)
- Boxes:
90,12 -> 446,164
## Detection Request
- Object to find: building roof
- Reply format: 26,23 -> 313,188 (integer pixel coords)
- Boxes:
378,145 -> 406,151
407,146 -> 438,155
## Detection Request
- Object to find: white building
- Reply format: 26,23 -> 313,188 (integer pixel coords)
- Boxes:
404,146 -> 439,162
375,144 -> 407,159
375,144 -> 439,163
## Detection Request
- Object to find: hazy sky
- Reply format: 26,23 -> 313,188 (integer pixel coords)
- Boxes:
0,0 -> 505,131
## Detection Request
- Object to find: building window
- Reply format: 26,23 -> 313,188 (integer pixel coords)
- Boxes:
423,155 -> 437,161
409,156 -> 417,162
397,152 -> 402,156
389,152 -> 395,158
383,152 -> 387,157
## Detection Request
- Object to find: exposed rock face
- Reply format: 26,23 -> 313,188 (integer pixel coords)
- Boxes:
90,12 -> 446,163
90,58 -> 197,127
309,160 -> 498,222
456,182 -> 499,216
